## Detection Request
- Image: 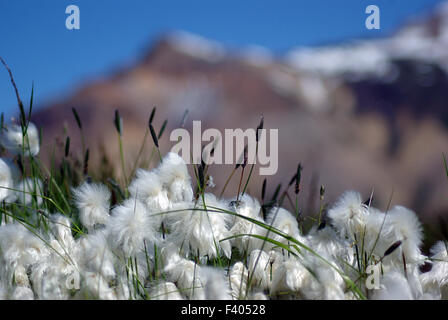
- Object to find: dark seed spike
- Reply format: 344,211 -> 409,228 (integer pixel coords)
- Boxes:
0,58 -> 25,127
383,240 -> 402,257
157,119 -> 168,139
0,112 -> 3,131
261,178 -> 267,202
271,183 -> 282,203
114,109 -> 122,136
363,197 -> 373,207
256,115 -> 264,142
83,148 -> 90,176
317,220 -> 326,230
149,124 -> 159,148
198,164 -> 205,191
16,155 -> 24,175
320,185 -> 325,200
72,107 -> 82,129
295,163 -> 302,195
180,109 -> 189,128
149,106 -> 156,125
64,136 -> 70,158
288,174 -> 296,186
242,144 -> 248,169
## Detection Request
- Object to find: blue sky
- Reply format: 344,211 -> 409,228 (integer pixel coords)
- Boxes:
0,0 -> 443,118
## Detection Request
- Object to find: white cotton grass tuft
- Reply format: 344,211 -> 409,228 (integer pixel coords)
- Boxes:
270,255 -> 316,299
156,152 -> 193,204
163,255 -> 205,300
72,182 -> 111,232
229,261 -> 250,300
420,241 -> 448,299
0,158 -> 18,202
76,230 -> 116,281
327,190 -> 368,240
148,281 -> 183,300
107,199 -> 159,257
166,193 -> 232,260
0,122 -> 40,157
128,169 -> 170,216
382,205 -> 425,265
228,194 -> 267,254
266,207 -> 305,247
0,223 -> 50,286
370,270 -> 415,300
200,266 -> 232,300
15,178 -> 43,207
247,249 -> 273,290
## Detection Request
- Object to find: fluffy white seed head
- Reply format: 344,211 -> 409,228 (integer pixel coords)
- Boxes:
149,281 -> 183,300
327,191 -> 368,240
15,178 -> 43,206
0,122 -> 40,156
229,262 -> 249,300
107,199 -> 159,257
72,182 -> 111,232
157,152 -> 193,203
129,169 -> 170,217
228,194 -> 267,254
167,193 -> 231,260
0,158 -> 18,202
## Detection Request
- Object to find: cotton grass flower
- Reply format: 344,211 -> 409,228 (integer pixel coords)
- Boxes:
166,193 -> 232,260
229,261 -> 250,300
327,190 -> 368,240
420,241 -> 448,299
228,194 -> 267,254
157,152 -> 193,204
15,178 -> 43,207
0,122 -> 40,156
149,281 -> 183,300
128,169 -> 170,215
72,182 -> 111,232
163,256 -> 205,300
0,158 -> 17,202
107,199 -> 159,257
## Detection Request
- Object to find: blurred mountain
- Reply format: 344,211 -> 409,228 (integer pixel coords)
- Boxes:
32,5 -> 448,222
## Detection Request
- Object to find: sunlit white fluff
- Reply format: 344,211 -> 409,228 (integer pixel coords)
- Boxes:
270,255 -> 317,299
128,169 -> 170,220
157,152 -> 193,204
75,272 -> 117,300
0,158 -> 17,202
15,178 -> 43,206
266,207 -> 305,248
107,199 -> 159,257
48,214 -> 77,255
382,205 -> 425,265
164,256 -> 205,300
76,230 -> 116,281
72,182 -> 111,232
420,241 -> 448,299
10,286 -> 34,300
228,194 -> 267,254
229,262 -> 250,300
167,194 -> 231,260
247,249 -> 272,290
201,267 -> 232,299
370,270 -> 414,300
0,223 -> 50,287
0,122 -> 40,156
149,281 -> 183,300
327,191 -> 368,240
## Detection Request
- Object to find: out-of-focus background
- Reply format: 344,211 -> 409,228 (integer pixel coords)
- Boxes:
1,1 -> 448,223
